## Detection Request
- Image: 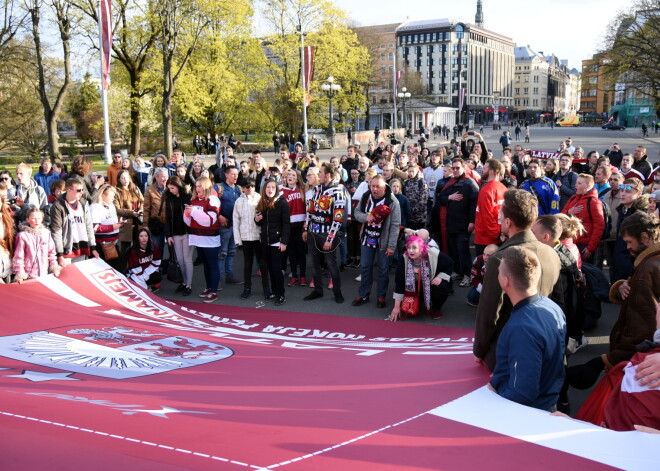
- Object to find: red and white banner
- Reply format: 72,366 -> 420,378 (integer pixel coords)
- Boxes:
302,45 -> 316,106
99,0 -> 112,90
0,260 -> 653,470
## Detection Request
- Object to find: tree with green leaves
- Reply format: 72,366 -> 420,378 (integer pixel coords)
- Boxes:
601,0 -> 660,107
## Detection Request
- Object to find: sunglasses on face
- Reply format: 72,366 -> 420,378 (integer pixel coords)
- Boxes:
246,184 -> 255,188
0,177 -> 10,181
622,185 -> 637,192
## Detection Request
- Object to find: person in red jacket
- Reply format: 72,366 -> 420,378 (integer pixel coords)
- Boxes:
474,159 -> 507,256
561,173 -> 605,262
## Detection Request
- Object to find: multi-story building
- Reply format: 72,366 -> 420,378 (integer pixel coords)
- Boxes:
579,53 -> 615,119
513,46 -> 549,121
514,46 -> 579,122
395,18 -> 515,128
352,23 -> 399,106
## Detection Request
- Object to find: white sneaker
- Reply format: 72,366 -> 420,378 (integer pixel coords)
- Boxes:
355,274 -> 362,282
566,336 -> 588,355
459,275 -> 470,287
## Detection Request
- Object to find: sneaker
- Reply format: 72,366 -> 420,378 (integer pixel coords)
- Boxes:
466,300 -> 478,307
175,284 -> 185,293
182,286 -> 192,296
328,280 -> 333,290
334,292 -> 345,303
376,298 -> 386,308
240,288 -> 251,299
352,297 -> 370,306
265,293 -> 277,302
199,288 -> 212,298
459,275 -> 470,287
355,274 -> 361,282
450,272 -> 462,281
299,277 -> 307,286
274,295 -> 286,306
567,336 -> 589,355
288,278 -> 299,287
309,279 -> 315,288
203,293 -> 218,303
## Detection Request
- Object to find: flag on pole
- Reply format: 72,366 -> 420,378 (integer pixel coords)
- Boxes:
100,0 -> 113,90
459,88 -> 466,111
303,46 -> 316,106
395,71 -> 402,89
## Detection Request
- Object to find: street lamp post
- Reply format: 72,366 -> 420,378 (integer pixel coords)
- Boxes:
321,76 -> 341,148
397,86 -> 411,132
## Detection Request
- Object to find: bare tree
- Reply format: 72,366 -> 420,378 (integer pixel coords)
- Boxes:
1,0 -> 28,54
73,0 -> 160,156
28,0 -> 72,161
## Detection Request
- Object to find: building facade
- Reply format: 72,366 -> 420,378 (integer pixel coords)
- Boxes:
395,19 -> 515,127
579,53 -> 615,119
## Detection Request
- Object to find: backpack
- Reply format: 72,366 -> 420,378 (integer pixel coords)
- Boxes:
586,197 -> 612,241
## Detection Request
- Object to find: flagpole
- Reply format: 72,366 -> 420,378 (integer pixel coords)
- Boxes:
393,52 -> 397,130
298,25 -> 309,152
98,0 -> 111,164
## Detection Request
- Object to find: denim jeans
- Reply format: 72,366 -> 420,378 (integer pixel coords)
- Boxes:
218,226 -> 236,281
198,245 -> 220,291
358,245 -> 391,300
467,287 -> 481,305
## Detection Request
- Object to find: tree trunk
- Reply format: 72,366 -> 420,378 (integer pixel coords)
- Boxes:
130,87 -> 142,156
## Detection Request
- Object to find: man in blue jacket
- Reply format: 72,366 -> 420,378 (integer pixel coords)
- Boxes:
519,159 -> 560,215
489,246 -> 566,411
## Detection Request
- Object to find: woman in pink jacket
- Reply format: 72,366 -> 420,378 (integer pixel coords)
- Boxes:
13,208 -> 60,282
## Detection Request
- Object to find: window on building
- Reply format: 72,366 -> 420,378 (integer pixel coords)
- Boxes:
533,76 -> 539,83
380,45 -> 385,49
452,57 -> 458,66
453,44 -> 458,53
414,34 -> 418,43
461,57 -> 467,66
524,88 -> 528,94
462,44 -> 467,54
389,52 -> 393,60
524,76 -> 529,82
533,99 -> 538,107
589,89 -> 597,96
381,54 -> 386,61
452,70 -> 458,79
455,24 -> 464,39
432,32 -> 436,41
533,87 -> 538,94
515,88 -> 520,94
389,65 -> 394,72
589,77 -> 597,84
426,33 -> 430,41
381,66 -> 386,73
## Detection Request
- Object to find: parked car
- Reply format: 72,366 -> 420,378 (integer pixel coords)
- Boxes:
601,123 -> 626,130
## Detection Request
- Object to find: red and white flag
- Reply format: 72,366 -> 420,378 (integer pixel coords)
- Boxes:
395,70 -> 402,89
302,46 -> 316,106
99,0 -> 112,90
459,87 -> 466,111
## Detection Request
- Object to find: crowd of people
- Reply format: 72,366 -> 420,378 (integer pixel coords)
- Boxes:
0,131 -> 659,429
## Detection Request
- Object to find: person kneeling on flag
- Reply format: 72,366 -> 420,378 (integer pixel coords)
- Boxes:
126,228 -> 162,293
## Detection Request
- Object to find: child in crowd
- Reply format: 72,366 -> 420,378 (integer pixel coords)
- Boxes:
12,208 -> 60,282
467,244 -> 498,306
126,228 -> 162,292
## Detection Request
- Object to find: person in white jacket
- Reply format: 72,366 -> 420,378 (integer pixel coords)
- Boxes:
233,177 -> 270,299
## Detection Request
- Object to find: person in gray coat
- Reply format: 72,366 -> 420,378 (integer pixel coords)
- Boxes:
352,175 -> 401,309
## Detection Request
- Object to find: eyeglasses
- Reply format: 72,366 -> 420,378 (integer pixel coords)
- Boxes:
69,188 -> 83,193
451,167 -> 462,170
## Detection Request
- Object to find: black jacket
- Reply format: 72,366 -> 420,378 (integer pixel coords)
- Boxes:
164,192 -> 191,238
437,176 -> 479,233
256,196 -> 291,246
